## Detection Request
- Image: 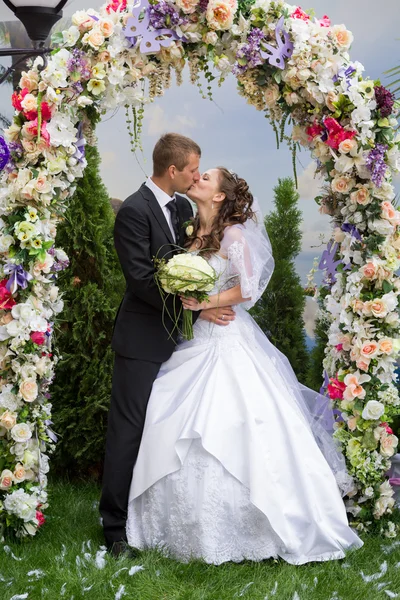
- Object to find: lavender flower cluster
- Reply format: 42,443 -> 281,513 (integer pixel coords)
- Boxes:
234,28 -> 265,74
365,143 -> 388,187
67,49 -> 91,79
148,0 -> 182,29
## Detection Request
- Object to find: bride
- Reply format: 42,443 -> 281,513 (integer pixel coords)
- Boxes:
126,167 -> 363,565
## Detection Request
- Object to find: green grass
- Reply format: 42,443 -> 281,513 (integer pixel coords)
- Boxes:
1,481 -> 400,600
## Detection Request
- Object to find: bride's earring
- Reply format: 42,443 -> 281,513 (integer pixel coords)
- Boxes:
211,201 -> 214,210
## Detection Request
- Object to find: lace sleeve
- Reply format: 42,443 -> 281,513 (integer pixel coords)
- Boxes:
220,221 -> 274,310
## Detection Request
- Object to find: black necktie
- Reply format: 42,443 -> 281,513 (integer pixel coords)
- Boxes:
166,199 -> 180,243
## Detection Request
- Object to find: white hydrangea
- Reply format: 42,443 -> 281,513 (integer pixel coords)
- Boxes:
3,488 -> 37,522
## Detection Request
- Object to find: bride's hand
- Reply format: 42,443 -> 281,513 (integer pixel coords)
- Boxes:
180,296 -> 206,311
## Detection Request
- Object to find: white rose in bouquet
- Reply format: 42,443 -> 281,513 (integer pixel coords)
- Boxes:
155,251 -> 217,340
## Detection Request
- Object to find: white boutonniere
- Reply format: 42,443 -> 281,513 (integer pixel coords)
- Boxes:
185,224 -> 194,236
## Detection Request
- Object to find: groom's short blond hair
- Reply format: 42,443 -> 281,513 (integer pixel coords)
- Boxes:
153,133 -> 201,177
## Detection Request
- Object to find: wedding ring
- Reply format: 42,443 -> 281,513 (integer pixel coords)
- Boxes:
222,314 -> 225,320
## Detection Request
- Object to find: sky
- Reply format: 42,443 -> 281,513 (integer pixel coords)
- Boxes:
0,0 -> 399,337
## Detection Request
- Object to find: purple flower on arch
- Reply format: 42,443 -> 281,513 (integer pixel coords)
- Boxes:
374,85 -> 395,118
365,143 -> 388,187
0,137 -> 10,172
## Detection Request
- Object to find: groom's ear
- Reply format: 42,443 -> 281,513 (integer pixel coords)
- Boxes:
168,164 -> 177,179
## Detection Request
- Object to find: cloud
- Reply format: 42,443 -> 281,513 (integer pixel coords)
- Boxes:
301,219 -> 332,253
297,162 -> 324,201
146,105 -> 198,137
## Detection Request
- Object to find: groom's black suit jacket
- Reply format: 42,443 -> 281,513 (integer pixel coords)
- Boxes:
112,182 -> 195,363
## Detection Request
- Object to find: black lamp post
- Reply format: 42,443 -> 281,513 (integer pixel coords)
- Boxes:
0,0 -> 68,84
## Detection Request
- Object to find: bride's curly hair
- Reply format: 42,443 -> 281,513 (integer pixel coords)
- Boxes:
184,167 -> 255,254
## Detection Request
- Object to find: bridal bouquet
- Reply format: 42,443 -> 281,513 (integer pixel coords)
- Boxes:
155,252 -> 216,341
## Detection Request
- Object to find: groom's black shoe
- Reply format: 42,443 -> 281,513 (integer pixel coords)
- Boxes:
108,540 -> 140,559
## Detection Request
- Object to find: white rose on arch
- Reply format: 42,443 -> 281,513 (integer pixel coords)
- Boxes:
362,400 -> 385,421
11,422 -> 33,443
206,0 -> 238,31
19,379 -> 39,403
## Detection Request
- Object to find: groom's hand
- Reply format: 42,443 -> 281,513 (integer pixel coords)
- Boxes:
199,306 -> 235,327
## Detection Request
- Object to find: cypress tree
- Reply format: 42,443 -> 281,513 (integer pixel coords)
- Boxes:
305,303 -> 329,392
51,144 -> 125,477
251,177 -> 309,382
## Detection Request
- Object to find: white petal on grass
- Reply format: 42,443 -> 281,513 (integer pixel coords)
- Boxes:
115,584 -> 126,600
361,561 -> 388,582
95,549 -> 108,570
60,583 -> 67,596
56,545 -> 67,563
111,568 -> 129,579
382,541 -> 400,554
4,546 -> 22,561
83,585 -> 94,592
342,563 -> 350,568
238,582 -> 254,596
270,582 -> 278,596
128,565 -> 144,576
10,595 -> 28,600
376,582 -> 391,591
293,593 -> 300,600
313,577 -> 318,586
81,540 -> 92,554
27,569 -> 45,579
385,592 -> 398,598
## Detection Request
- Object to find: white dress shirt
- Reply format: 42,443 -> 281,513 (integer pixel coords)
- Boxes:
145,177 -> 176,242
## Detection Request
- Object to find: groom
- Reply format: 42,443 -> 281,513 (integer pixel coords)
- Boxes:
100,133 -> 235,556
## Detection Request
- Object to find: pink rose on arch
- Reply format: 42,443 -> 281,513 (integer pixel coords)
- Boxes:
36,510 -> 46,527
22,119 -> 50,145
291,7 -> 310,20
11,87 -> 29,111
360,262 -> 377,280
360,341 -> 379,360
381,201 -> 400,225
356,358 -> 370,372
380,433 -> 398,458
327,378 -> 346,400
24,101 -> 52,123
324,117 -> 357,150
318,15 -> 331,27
106,0 -> 127,12
30,331 -> 46,345
306,121 -> 324,140
380,422 -> 393,435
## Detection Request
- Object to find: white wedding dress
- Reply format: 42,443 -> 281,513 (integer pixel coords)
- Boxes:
126,222 -> 363,565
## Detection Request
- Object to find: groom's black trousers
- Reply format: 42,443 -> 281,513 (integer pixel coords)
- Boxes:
99,354 -> 162,547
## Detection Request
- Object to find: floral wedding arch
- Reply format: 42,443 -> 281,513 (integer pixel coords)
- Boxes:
0,0 -> 399,539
